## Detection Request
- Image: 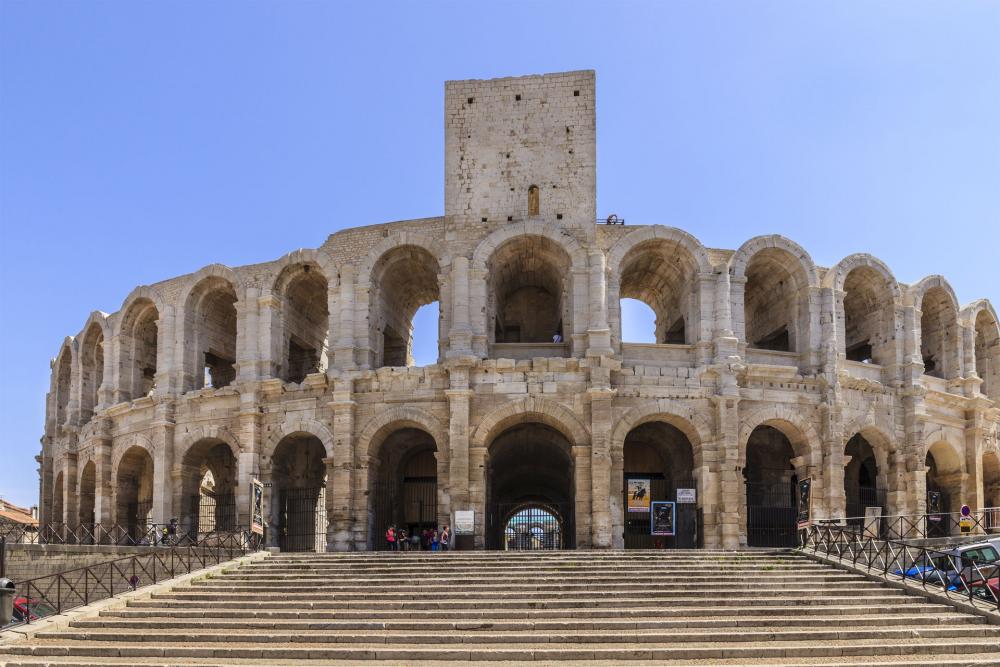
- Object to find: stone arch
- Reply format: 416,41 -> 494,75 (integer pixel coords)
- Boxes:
52,339 -> 75,428
729,235 -> 819,357
471,221 -> 587,271
361,237 -> 444,368
357,405 -> 449,460
910,276 -> 962,379
471,396 -> 590,449
116,286 -> 168,402
270,250 -> 332,382
263,417 -> 335,460
963,299 -> 1000,400
840,422 -> 898,516
738,404 -> 822,469
111,432 -> 156,475
178,265 -> 243,392
827,255 -> 901,366
610,400 -> 712,458
76,312 -> 110,423
174,424 -> 242,464
982,448 -> 1000,510
607,226 -> 712,347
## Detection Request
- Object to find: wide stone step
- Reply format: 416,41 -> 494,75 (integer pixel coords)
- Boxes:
206,572 -> 866,584
125,594 -> 921,610
101,601 -> 960,620
5,637 -> 1000,661
70,612 -> 984,631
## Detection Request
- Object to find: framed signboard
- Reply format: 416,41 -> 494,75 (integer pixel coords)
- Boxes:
676,488 -> 696,504
627,478 -> 651,513
454,510 -> 475,535
796,477 -> 812,530
250,478 -> 265,536
650,501 -> 676,536
863,506 -> 882,539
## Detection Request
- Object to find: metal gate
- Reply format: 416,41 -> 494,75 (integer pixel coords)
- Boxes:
488,502 -> 574,550
125,501 -> 153,544
372,478 -> 437,551
187,492 -> 238,539
746,482 -> 797,547
278,487 -> 326,552
925,489 -> 951,538
845,486 -> 887,533
623,477 -> 700,549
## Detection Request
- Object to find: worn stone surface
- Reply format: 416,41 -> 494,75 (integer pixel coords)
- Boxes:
35,70 -> 1000,552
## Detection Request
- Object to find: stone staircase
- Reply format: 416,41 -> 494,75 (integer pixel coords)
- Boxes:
3,549 -> 1000,665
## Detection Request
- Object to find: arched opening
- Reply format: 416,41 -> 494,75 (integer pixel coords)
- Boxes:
618,239 -> 699,345
983,452 -> 1000,533
974,309 -> 1000,400
179,440 -> 238,540
184,277 -> 238,391
52,471 -> 64,527
620,299 -> 657,343
275,264 -> 329,383
842,266 -> 895,365
843,434 -> 885,527
920,287 -> 959,379
925,441 -> 962,537
270,433 -> 327,552
115,446 -> 154,543
486,422 -> 574,550
78,461 -> 96,541
744,249 -> 809,353
743,425 -> 798,547
370,246 -> 441,368
370,428 -> 438,551
54,348 -> 72,426
622,421 -> 697,548
79,323 -> 104,422
503,503 -> 562,550
488,236 -> 571,347
118,298 -> 159,401
528,184 -> 540,216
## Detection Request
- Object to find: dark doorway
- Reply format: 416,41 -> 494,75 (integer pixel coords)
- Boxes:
744,425 -> 798,547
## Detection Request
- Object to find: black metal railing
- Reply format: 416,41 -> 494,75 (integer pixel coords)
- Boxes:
817,508 -> 1000,541
0,519 -> 260,548
599,215 -> 625,225
801,523 -> 1000,613
2,530 -> 262,629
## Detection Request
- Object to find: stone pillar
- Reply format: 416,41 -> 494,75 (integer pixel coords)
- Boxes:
820,394 -> 845,521
589,387 -> 614,548
586,252 -> 612,357
328,381 -> 356,551
469,445 -> 487,549
574,442 -> 593,548
93,418 -> 114,529
448,257 -> 473,356
38,450 -> 52,526
234,286 -> 259,383
256,293 -> 281,380
693,272 -> 716,365
150,402 -> 176,525
570,267 -> 589,357
715,396 -> 742,549
820,287 -> 840,374
447,366 -> 473,547
233,390 -> 262,529
334,264 -> 356,369
62,451 -> 78,530
352,454 -> 376,550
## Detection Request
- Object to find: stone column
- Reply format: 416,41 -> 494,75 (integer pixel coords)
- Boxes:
586,252 -> 612,357
256,293 -> 281,380
574,442 -> 593,549
334,264 -> 356,369
715,395 -> 742,549
62,451 -> 78,530
328,381 -> 356,551
234,286 -> 259,383
93,418 -> 114,529
233,389 -> 262,529
447,366 -> 473,547
589,387 -> 614,548
469,445 -> 487,549
448,257 -> 473,356
150,402 -> 176,525
570,267 -> 589,357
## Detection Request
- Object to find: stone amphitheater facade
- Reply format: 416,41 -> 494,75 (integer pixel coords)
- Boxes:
38,71 -> 1000,551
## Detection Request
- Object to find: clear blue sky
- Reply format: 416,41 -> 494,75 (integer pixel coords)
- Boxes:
1,2 -> 998,508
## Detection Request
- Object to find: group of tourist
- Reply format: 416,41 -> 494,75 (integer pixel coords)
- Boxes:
385,524 -> 450,552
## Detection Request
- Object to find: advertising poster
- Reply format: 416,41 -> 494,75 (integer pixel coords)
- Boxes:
627,478 -> 651,512
650,501 -> 676,536
250,478 -> 265,536
927,491 -> 943,521
796,477 -> 812,530
676,488 -> 696,504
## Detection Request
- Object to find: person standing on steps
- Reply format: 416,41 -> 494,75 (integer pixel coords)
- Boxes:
440,525 -> 450,552
398,527 -> 408,552
431,529 -> 440,552
386,525 -> 396,552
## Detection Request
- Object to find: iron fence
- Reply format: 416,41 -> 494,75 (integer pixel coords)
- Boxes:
802,523 -> 1000,613
0,519 -> 260,549
817,508 -> 1000,541
488,502 -> 574,551
278,487 -> 326,553
746,482 -> 798,547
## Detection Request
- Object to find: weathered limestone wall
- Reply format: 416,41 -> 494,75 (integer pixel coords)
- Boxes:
36,71 -> 1000,552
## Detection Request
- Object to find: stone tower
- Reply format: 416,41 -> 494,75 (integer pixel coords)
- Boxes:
444,70 -> 597,242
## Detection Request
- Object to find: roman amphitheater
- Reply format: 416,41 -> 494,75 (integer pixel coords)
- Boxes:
37,70 -> 1000,552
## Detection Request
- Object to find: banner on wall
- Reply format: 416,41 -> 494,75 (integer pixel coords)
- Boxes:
797,477 -> 812,530
250,479 -> 265,536
627,478 -> 651,512
650,501 -> 676,536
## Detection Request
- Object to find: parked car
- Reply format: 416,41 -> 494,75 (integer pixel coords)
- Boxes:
894,542 -> 1000,590
11,597 -> 57,623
